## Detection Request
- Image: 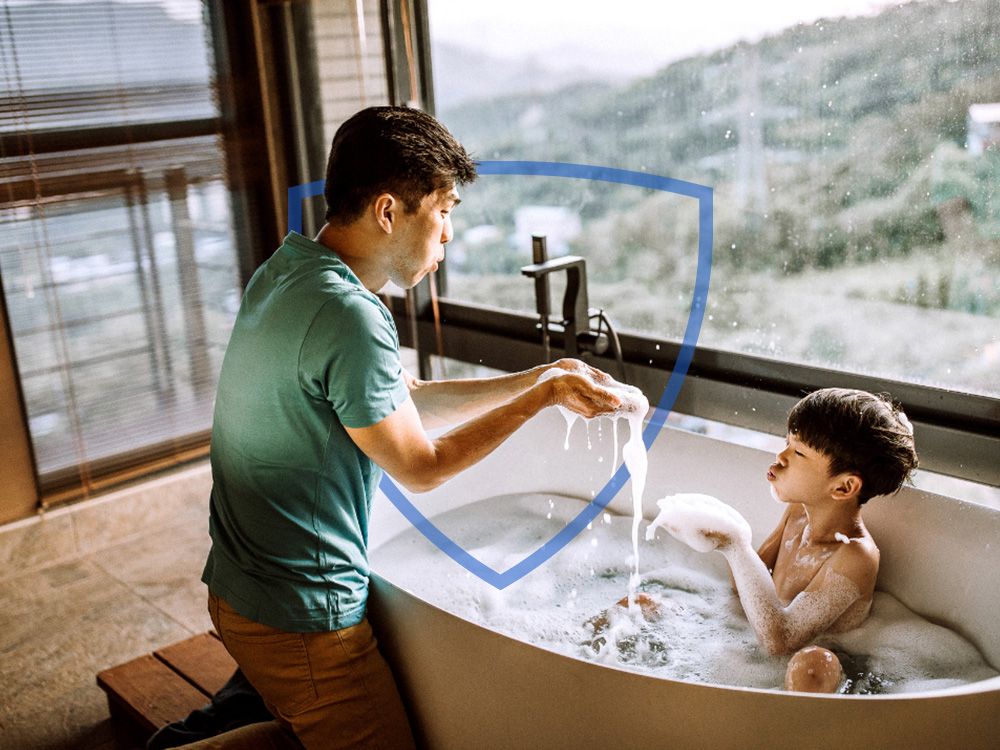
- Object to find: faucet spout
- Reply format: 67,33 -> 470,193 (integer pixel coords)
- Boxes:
520,235 -> 619,372
521,255 -> 591,356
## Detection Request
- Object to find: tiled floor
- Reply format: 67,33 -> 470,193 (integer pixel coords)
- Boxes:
0,463 -> 215,750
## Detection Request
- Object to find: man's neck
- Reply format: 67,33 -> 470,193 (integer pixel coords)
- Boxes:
314,221 -> 388,292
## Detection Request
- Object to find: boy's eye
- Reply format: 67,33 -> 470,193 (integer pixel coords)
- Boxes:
794,450 -> 805,457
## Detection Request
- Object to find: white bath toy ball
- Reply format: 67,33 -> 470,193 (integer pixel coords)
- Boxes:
645,493 -> 752,553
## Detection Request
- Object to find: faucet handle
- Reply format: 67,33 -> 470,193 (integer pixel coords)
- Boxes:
577,329 -> 610,356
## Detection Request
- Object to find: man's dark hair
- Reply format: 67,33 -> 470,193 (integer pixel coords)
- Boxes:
323,106 -> 477,222
787,387 -> 918,504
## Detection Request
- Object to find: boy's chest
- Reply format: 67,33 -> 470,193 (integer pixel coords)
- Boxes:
771,521 -> 839,604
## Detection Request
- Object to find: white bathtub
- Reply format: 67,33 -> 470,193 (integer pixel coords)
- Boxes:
367,408 -> 1000,749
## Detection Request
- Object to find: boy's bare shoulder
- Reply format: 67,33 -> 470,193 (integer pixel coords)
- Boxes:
823,532 -> 879,589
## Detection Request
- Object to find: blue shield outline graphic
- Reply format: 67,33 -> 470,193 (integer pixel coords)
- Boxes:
288,160 -> 713,589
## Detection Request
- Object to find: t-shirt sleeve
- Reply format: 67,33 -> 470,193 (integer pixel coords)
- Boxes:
298,292 -> 410,428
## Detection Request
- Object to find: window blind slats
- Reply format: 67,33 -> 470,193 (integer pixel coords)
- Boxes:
0,0 -> 242,495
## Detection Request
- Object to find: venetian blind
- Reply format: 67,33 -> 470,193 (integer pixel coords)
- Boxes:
0,0 -> 243,500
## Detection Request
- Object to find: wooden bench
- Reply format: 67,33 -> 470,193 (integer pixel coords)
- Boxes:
97,632 -> 237,744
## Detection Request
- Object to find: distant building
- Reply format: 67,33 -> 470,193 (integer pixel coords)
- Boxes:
513,205 -> 582,256
452,224 -> 504,265
462,224 -> 504,246
966,103 -> 1000,156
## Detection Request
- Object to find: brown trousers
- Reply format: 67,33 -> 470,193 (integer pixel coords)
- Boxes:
181,593 -> 416,750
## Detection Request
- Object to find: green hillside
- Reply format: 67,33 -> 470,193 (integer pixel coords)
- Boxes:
440,0 -> 999,275
436,0 -> 1000,395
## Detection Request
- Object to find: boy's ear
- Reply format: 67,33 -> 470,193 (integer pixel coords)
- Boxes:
831,473 -> 863,502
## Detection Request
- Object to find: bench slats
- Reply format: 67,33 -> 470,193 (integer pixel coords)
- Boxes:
154,632 -> 237,696
97,653 -> 211,734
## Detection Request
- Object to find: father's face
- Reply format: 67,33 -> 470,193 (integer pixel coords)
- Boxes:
388,186 -> 460,289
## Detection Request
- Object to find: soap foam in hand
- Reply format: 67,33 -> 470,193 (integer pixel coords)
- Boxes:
646,493 -> 752,553
602,381 -> 648,417
536,366 -> 648,419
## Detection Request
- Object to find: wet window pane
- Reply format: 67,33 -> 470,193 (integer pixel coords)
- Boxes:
428,0 -> 1000,398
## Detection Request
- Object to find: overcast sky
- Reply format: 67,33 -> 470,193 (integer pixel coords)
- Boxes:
39,0 -> 924,78
428,0 -> 920,76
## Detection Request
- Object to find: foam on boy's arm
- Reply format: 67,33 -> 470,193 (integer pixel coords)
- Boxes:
723,543 -> 862,655
644,494 -> 861,654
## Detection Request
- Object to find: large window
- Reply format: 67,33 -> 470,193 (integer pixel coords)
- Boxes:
427,0 -> 1000,400
0,0 -> 244,497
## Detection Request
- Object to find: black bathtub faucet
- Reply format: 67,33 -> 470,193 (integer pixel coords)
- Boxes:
520,235 -> 625,380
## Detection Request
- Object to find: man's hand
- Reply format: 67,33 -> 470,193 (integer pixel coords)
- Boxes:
544,370 -> 623,418
535,358 -> 629,418
543,358 -> 616,387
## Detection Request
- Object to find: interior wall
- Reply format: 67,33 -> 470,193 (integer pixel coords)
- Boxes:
0,298 -> 39,524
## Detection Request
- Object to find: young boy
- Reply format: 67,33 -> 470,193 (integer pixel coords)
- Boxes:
651,387 -> 918,692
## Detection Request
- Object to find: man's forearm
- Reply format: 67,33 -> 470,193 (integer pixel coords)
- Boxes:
412,381 -> 551,491
409,366 -> 545,430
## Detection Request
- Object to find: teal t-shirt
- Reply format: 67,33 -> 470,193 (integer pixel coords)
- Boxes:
201,232 -> 410,632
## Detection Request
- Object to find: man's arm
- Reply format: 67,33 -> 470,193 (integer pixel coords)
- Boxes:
721,542 -> 873,655
406,358 -> 614,430
346,369 -> 621,493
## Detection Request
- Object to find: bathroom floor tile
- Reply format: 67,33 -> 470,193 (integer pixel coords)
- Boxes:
0,492 -> 215,750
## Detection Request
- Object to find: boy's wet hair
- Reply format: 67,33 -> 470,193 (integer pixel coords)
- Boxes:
324,106 -> 477,222
788,387 -> 918,504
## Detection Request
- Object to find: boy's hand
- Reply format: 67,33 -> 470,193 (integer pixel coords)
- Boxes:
652,518 -> 734,552
691,527 -> 735,551
645,493 -> 752,554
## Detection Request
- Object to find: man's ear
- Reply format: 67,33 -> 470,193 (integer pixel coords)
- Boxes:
831,473 -> 863,502
373,193 -> 396,233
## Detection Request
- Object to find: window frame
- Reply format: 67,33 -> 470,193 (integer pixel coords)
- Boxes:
386,295 -> 998,486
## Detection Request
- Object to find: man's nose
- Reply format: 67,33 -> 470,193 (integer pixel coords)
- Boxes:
441,215 -> 453,245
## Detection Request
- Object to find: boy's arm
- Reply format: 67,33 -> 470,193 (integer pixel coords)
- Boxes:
721,542 -> 874,655
720,504 -> 795,595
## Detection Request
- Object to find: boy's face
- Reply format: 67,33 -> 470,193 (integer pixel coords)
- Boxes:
766,433 -> 839,504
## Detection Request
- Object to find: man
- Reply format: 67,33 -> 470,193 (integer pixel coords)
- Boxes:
195,106 -> 623,749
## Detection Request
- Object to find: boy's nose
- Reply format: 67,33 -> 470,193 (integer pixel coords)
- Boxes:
441,215 -> 453,244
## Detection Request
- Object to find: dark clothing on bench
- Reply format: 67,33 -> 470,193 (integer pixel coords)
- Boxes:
146,668 -> 273,750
